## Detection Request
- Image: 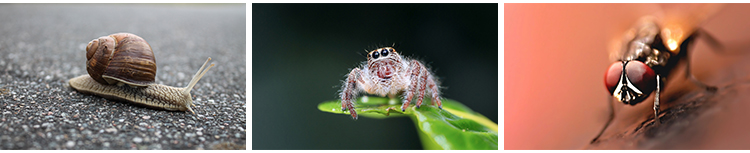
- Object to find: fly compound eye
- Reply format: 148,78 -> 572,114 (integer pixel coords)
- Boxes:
604,60 -> 656,105
604,62 -> 624,93
372,51 -> 380,59
380,49 -> 389,57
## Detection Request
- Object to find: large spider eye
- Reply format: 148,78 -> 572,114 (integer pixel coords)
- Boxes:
372,51 -> 380,59
381,49 -> 389,57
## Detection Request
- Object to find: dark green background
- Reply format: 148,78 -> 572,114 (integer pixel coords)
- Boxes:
252,3 -> 498,149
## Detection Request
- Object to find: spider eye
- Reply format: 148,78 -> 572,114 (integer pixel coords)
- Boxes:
380,49 -> 389,57
388,48 -> 394,52
372,51 -> 380,59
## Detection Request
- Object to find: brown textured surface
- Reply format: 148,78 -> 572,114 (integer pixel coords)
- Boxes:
104,33 -> 157,86
85,35 -> 116,85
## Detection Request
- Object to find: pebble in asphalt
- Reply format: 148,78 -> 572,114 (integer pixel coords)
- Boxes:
0,4 -> 246,149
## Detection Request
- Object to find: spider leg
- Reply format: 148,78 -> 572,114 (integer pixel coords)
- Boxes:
402,60 -> 422,112
426,74 -> 442,109
340,68 -> 362,120
415,62 -> 428,109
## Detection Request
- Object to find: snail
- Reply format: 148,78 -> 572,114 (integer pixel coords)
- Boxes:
68,33 -> 214,114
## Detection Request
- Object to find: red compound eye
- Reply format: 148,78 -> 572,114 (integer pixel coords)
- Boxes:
604,61 -> 656,104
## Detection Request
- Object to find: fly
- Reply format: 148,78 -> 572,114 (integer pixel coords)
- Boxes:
604,17 -> 674,122
592,4 -> 724,144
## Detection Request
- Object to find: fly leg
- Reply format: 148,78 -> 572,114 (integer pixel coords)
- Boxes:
591,95 -> 616,144
654,74 -> 661,125
685,30 -> 719,92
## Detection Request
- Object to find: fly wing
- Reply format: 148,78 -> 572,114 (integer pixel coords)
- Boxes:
658,4 -> 724,53
608,4 -> 724,62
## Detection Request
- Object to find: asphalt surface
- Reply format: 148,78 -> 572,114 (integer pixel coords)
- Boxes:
0,4 -> 246,149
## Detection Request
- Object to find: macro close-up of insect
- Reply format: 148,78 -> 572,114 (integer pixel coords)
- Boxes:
505,3 -> 750,150
592,4 -> 725,145
339,47 -> 443,120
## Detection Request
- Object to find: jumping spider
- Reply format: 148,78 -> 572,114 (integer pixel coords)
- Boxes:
339,47 -> 443,120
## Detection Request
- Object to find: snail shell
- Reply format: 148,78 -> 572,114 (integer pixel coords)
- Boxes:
86,33 -> 157,87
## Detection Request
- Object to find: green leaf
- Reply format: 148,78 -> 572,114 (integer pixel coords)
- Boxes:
318,96 -> 498,150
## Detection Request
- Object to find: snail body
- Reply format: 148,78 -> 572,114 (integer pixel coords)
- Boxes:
69,33 -> 214,114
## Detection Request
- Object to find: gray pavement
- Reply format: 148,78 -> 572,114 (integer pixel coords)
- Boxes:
0,4 -> 246,149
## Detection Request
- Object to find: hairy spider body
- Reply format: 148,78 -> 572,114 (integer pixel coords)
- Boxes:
339,47 -> 442,120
